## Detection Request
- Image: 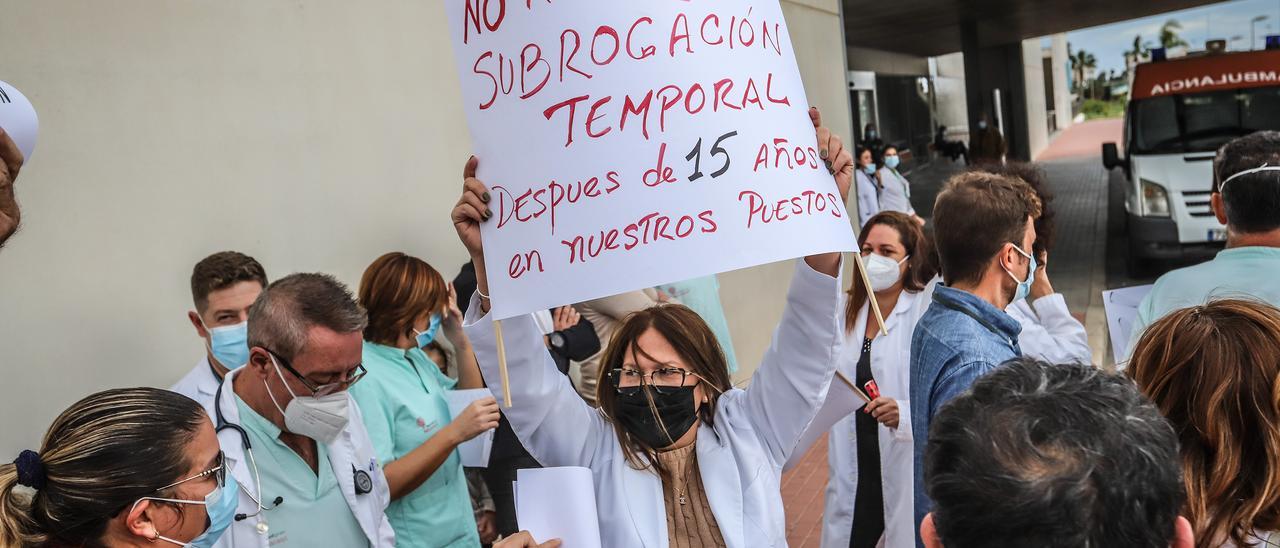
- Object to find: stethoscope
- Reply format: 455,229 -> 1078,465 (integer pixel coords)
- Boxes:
213,382 -> 286,534
213,380 -> 375,531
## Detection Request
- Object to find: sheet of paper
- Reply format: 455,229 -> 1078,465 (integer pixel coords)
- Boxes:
444,388 -> 496,468
443,0 -> 858,319
515,466 -> 602,548
0,80 -> 38,161
1102,284 -> 1154,364
784,371 -> 867,472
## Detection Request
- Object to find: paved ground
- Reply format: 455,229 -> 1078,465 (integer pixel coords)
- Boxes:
780,119 -> 1140,545
1038,119 -> 1124,161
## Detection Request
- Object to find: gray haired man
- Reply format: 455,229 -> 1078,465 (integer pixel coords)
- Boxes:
921,359 -> 1194,548
214,273 -> 396,547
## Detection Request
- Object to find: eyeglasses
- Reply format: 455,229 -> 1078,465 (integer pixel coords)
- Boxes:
608,367 -> 701,395
264,348 -> 366,396
157,450 -> 225,492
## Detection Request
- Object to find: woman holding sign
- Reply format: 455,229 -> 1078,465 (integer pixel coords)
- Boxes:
822,212 -> 938,548
347,252 -> 500,548
455,110 -> 853,547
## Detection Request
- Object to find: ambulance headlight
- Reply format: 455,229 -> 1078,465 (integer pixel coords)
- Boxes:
1141,179 -> 1171,217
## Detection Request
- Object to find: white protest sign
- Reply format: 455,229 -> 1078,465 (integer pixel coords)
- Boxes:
0,80 -> 38,161
445,0 -> 857,319
1102,284 -> 1154,365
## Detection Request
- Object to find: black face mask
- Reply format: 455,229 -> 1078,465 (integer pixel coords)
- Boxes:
613,386 -> 698,449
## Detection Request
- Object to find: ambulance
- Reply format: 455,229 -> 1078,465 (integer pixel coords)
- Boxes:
1102,46 -> 1280,274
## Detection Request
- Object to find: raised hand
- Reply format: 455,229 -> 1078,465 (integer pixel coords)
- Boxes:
0,128 -> 24,247
453,156 -> 492,261
551,305 -> 580,332
811,107 -> 853,205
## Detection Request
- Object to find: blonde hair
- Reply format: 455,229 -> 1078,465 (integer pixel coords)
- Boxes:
1128,299 -> 1280,548
0,388 -> 207,547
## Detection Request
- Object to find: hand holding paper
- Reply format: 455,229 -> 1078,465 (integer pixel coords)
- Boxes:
443,390 -> 500,467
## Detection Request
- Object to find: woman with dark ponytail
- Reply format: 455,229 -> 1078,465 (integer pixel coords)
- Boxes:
0,387 -> 235,548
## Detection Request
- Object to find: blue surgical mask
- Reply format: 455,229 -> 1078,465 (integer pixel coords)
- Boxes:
202,320 -> 249,369
184,474 -> 238,548
884,156 -> 900,170
863,165 -> 876,175
978,121 -> 988,130
1003,244 -> 1036,302
413,314 -> 442,347
138,473 -> 239,548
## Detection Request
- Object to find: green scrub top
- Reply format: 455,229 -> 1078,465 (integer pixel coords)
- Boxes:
232,396 -> 369,547
1132,247 -> 1280,353
656,275 -> 740,373
348,341 -> 479,548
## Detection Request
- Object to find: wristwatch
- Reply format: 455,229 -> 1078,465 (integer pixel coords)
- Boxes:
548,331 -> 567,353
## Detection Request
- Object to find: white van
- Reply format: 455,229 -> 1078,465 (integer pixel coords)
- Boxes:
1102,48 -> 1280,274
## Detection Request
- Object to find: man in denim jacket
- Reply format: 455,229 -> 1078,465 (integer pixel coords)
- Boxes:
909,171 -> 1041,547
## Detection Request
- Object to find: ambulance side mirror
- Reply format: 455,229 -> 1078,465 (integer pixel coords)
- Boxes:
1101,142 -> 1126,171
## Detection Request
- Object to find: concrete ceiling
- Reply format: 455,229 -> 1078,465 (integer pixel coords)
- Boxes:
843,0 -> 1228,57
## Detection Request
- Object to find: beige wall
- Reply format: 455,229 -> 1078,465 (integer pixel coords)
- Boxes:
0,1 -> 851,455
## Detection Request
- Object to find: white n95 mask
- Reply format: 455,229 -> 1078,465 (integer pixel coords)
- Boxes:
263,355 -> 350,444
865,253 -> 909,292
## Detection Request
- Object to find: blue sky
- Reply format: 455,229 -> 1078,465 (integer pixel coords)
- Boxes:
1066,0 -> 1280,75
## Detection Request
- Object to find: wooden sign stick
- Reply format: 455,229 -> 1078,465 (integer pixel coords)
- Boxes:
851,252 -> 889,336
835,370 -> 872,403
493,319 -> 513,408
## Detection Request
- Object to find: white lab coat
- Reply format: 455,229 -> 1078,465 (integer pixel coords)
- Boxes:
464,260 -> 844,548
1006,294 -> 1091,364
822,285 -> 934,548
170,356 -> 220,417
856,170 -> 881,228
210,368 -> 396,548
876,168 -> 914,216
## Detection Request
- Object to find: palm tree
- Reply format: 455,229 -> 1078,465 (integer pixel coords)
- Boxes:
1070,49 -> 1098,96
1127,35 -> 1151,58
1159,19 -> 1190,49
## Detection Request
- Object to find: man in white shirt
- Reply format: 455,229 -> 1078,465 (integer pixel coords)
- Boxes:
171,251 -> 267,412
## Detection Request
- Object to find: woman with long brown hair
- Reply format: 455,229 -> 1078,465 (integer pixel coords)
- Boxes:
822,211 -> 937,548
451,110 -> 854,547
1128,299 -> 1280,547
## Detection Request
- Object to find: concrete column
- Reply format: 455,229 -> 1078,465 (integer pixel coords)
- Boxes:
1022,38 -> 1049,159
961,20 -> 1032,161
1051,34 -> 1073,131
